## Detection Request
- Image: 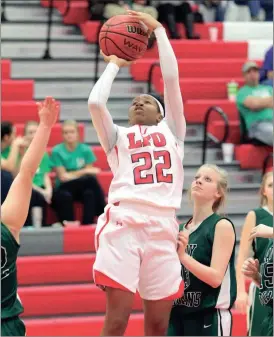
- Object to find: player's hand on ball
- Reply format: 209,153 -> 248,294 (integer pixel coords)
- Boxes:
37,97 -> 59,127
127,10 -> 162,32
100,50 -> 133,68
249,224 -> 273,241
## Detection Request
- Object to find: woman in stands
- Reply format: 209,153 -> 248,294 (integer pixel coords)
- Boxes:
88,10 -> 186,336
168,164 -> 236,336
1,97 -> 59,336
22,121 -> 53,227
51,120 -> 106,226
242,224 -> 273,336
235,171 -> 273,336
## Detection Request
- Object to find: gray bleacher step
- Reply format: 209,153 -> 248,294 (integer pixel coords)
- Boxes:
183,171 -> 261,187
34,80 -> 148,100
6,0 -> 41,5
59,100 -> 132,121
2,41 -> 97,59
2,23 -> 84,41
5,4 -> 62,23
11,60 -> 131,80
177,190 -> 259,218
19,215 -> 244,256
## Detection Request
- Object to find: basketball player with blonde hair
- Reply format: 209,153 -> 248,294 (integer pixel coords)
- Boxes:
235,171 -> 273,336
168,164 -> 237,336
88,10 -> 186,337
1,97 -> 59,336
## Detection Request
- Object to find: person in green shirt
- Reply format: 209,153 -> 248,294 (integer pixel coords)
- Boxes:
242,224 -> 273,336
22,121 -> 53,227
168,164 -> 236,336
235,171 -> 273,336
1,96 -> 59,336
51,120 -> 106,226
236,61 -> 273,146
1,122 -> 25,204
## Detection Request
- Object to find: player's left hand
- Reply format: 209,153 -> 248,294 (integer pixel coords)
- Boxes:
177,230 -> 189,255
37,96 -> 59,127
249,224 -> 273,241
127,10 -> 162,32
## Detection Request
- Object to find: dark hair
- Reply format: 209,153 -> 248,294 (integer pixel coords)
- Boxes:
1,121 -> 13,141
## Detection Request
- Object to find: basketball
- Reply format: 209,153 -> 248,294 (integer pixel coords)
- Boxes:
99,15 -> 149,61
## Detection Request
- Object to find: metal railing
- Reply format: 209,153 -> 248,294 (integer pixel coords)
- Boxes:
262,152 -> 273,177
202,106 -> 229,164
94,19 -> 105,84
43,0 -> 71,59
147,62 -> 160,93
1,0 -> 7,22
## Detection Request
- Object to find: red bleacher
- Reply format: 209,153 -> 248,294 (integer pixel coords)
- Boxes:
2,80 -> 34,101
1,59 -> 11,79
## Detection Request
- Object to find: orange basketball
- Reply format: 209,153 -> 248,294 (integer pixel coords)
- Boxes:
99,15 -> 149,61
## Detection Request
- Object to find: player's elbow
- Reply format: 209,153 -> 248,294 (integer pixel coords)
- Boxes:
88,100 -> 104,115
210,277 -> 222,288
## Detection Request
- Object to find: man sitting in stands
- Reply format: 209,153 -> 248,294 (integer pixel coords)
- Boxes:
236,61 -> 273,146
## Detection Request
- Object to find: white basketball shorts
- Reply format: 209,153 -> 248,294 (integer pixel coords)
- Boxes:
93,201 -> 184,301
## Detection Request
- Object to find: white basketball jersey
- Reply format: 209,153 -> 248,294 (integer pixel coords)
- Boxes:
107,121 -> 184,209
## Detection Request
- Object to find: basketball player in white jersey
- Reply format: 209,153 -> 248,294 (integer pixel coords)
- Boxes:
88,11 -> 186,336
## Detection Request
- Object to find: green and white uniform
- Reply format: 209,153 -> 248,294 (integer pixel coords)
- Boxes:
1,223 -> 25,336
248,207 -> 273,336
258,241 -> 273,336
168,213 -> 237,336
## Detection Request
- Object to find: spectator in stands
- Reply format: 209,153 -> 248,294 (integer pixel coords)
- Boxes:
1,122 -> 25,204
23,121 -> 53,227
154,1 -> 200,39
236,61 -> 273,146
260,0 -> 273,21
260,45 -> 273,87
196,0 -> 226,22
104,0 -> 158,20
51,120 -> 106,226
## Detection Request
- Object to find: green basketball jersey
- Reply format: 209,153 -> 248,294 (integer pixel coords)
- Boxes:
252,208 -> 273,264
259,241 -> 273,309
174,213 -> 237,314
1,223 -> 24,319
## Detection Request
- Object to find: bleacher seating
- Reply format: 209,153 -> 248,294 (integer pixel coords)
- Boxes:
4,2 -> 273,335
2,80 -> 34,101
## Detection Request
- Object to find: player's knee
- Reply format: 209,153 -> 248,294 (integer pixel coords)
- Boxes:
146,318 -> 169,336
105,315 -> 129,335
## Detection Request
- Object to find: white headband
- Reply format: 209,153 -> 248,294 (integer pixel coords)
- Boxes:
140,94 -> 165,117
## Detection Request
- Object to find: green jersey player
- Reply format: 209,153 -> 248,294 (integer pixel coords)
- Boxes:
242,224 -> 273,336
168,164 -> 236,336
1,97 -> 59,336
236,172 -> 273,336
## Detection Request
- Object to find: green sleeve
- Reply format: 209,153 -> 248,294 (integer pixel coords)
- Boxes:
51,148 -> 64,168
84,146 -> 97,165
236,87 -> 247,108
41,153 -> 51,173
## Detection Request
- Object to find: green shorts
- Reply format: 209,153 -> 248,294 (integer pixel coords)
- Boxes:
168,307 -> 232,336
1,316 -> 26,336
260,308 -> 273,337
248,283 -> 272,336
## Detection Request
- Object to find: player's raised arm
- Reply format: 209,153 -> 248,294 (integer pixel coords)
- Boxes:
1,97 -> 59,240
88,54 -> 132,153
127,10 -> 186,142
